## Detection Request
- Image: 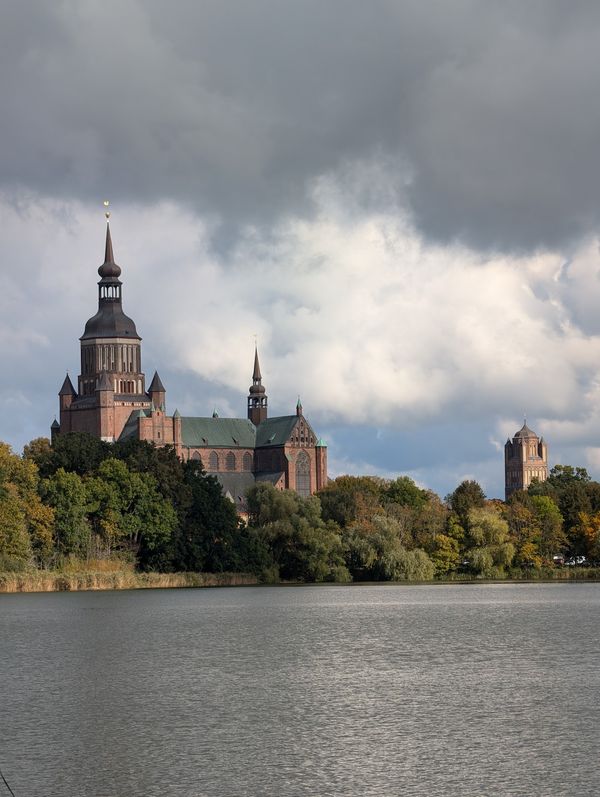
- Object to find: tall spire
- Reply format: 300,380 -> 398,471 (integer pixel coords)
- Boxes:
98,222 -> 122,280
81,210 -> 140,341
104,222 -> 115,264
248,345 -> 268,425
253,345 -> 262,381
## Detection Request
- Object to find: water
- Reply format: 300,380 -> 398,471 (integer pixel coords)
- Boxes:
1,583 -> 599,797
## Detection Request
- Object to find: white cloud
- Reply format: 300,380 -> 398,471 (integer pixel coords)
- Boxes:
3,187 -> 600,494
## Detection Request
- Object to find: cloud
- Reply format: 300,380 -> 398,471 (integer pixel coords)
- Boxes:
4,3 -> 600,497
3,187 -> 600,497
3,2 -> 600,250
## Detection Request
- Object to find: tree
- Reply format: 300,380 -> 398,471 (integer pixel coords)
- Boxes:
547,465 -> 591,485
248,483 -> 349,582
0,443 -> 53,568
87,458 -> 177,561
530,495 -> 566,559
318,475 -> 383,528
0,488 -> 32,570
173,460 -> 240,573
112,438 -> 188,506
342,515 -> 434,581
47,432 -> 111,477
466,506 -> 514,578
447,480 -> 486,530
23,437 -> 53,477
42,468 -> 91,560
383,476 -> 429,509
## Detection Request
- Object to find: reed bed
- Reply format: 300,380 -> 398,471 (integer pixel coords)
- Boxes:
0,570 -> 258,593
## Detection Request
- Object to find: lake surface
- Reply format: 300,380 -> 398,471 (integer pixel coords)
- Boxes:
1,583 -> 599,796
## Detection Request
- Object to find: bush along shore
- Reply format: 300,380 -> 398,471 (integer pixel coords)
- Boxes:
2,433 -> 600,588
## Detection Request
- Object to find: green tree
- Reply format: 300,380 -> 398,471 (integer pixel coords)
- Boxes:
0,443 -> 53,568
42,468 -> 91,560
23,437 -> 53,477
47,432 -> 111,477
173,460 -> 241,573
466,506 -> 514,578
248,483 -> 349,582
383,476 -> 429,509
317,475 -> 383,528
0,488 -> 32,570
343,515 -> 434,581
447,480 -> 486,530
530,495 -> 566,559
87,458 -> 177,561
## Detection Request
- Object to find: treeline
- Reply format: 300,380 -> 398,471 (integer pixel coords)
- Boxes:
1,432 -> 600,583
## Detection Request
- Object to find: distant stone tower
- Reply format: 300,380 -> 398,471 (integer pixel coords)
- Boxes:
504,422 -> 548,500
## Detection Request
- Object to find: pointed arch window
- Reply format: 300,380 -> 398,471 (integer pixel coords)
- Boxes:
243,452 -> 253,472
209,451 -> 219,471
295,451 -> 311,498
226,452 -> 236,471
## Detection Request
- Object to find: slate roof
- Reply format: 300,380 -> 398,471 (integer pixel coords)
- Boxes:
59,374 -> 77,397
255,471 -> 285,485
118,409 -> 148,441
181,417 -> 256,448
211,472 -> 256,510
148,371 -> 166,393
514,423 -> 538,439
255,416 -> 299,447
81,302 -> 140,340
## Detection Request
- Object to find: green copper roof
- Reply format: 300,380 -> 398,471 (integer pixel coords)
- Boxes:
255,415 -> 299,447
181,417 -> 256,448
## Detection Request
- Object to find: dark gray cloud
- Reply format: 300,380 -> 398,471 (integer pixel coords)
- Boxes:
3,1 -> 600,251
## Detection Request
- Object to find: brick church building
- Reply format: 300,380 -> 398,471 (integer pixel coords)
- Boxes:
53,223 -> 328,512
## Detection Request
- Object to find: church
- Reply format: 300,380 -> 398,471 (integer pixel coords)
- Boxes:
53,222 -> 328,512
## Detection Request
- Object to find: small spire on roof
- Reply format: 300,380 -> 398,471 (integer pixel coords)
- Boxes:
59,373 -> 77,397
212,408 -> 219,418
148,371 -> 166,393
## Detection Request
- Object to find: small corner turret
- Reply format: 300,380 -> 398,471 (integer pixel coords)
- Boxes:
148,371 -> 166,412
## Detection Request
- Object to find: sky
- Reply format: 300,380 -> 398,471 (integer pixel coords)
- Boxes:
3,1 -> 600,499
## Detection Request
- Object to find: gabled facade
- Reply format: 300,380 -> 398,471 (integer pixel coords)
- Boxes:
53,223 -> 328,510
504,422 -> 548,500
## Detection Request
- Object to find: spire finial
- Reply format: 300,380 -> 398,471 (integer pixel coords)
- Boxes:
98,204 -> 121,279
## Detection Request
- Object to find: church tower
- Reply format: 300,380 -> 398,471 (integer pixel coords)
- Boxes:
247,346 -> 268,426
504,421 -> 548,500
55,214 -> 155,442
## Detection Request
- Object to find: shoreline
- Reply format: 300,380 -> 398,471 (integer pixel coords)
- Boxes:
0,570 -> 258,593
1,569 -> 599,593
